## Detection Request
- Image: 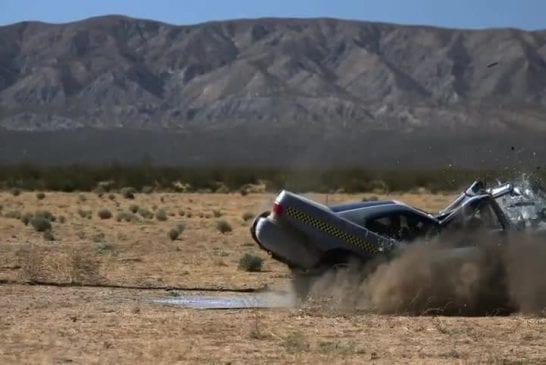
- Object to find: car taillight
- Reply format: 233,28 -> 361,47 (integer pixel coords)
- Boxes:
272,202 -> 284,215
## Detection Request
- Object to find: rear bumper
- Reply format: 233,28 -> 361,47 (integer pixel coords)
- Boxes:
251,212 -> 320,269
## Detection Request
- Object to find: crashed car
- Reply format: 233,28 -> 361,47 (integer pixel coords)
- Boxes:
251,178 -> 546,286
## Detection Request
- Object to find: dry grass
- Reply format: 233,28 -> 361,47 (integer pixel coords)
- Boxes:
1,191 -> 545,363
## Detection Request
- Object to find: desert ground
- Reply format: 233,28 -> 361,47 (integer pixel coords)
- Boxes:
1,190 -> 545,364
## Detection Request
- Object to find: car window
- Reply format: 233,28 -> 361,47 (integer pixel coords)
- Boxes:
365,213 -> 435,241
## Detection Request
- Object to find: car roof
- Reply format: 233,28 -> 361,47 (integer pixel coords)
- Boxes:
329,200 -> 396,213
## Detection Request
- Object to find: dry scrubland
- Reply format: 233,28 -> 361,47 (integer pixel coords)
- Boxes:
1,191 -> 545,364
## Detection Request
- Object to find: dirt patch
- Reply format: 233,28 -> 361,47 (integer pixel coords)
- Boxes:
1,192 -> 545,363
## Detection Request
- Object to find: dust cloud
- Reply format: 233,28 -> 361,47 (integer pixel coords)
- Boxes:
301,233 -> 546,316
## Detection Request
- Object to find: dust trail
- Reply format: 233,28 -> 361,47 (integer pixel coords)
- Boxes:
302,233 -> 546,316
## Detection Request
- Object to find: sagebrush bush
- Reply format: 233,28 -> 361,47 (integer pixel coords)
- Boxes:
108,193 -> 116,201
138,208 -> 153,219
94,186 -> 106,197
242,212 -> 255,222
30,216 -> 51,232
155,209 -> 168,221
5,211 -> 22,219
92,232 -> 105,243
238,254 -> 263,272
168,228 -> 180,241
213,210 -> 223,218
216,220 -> 232,234
129,204 -> 139,213
121,187 -> 136,199
43,231 -> 55,241
97,209 -> 112,220
116,211 -> 138,222
10,188 -> 21,196
96,243 -> 115,254
21,213 -> 33,225
36,192 -> 46,200
77,209 -> 92,219
141,185 -> 154,194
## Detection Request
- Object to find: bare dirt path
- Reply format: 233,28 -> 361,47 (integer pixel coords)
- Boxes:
1,284 -> 545,364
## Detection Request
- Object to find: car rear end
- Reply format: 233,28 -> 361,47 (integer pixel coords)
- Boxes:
251,191 -> 389,270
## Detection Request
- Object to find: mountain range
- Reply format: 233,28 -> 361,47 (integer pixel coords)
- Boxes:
0,16 -> 545,167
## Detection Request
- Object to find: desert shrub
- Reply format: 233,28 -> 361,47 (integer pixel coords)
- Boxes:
58,215 -> 66,224
168,228 -> 180,241
141,185 -> 154,194
96,243 -> 115,254
138,208 -> 153,219
94,185 -> 106,197
10,188 -> 21,196
30,216 -> 51,232
78,194 -> 87,202
216,220 -> 232,234
116,211 -> 135,222
108,193 -> 116,200
239,187 -> 249,196
186,212 -> 192,218
129,204 -> 139,213
21,212 -> 34,225
36,192 -> 46,200
242,212 -> 255,222
77,209 -> 92,219
362,196 -> 379,202
213,210 -> 223,218
155,209 -> 168,221
238,254 -> 263,272
178,209 -> 185,217
92,232 -> 105,242
215,184 -> 230,193
43,231 -> 55,241
5,211 -> 22,219
282,332 -> 310,353
168,222 -> 186,241
121,187 -> 136,199
97,209 -> 112,220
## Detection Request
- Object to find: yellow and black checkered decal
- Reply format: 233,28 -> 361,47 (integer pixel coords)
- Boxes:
285,206 -> 379,255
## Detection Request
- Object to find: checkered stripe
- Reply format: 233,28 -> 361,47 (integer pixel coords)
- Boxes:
285,206 -> 379,255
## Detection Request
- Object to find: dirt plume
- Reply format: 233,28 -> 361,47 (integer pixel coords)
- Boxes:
504,234 -> 546,314
303,233 -> 546,316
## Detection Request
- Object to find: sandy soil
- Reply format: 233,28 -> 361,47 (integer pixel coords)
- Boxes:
1,191 -> 545,364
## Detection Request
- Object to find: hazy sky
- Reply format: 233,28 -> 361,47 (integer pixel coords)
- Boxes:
0,0 -> 545,30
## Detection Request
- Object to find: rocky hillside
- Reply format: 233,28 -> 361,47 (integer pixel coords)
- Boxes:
0,16 -> 545,166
